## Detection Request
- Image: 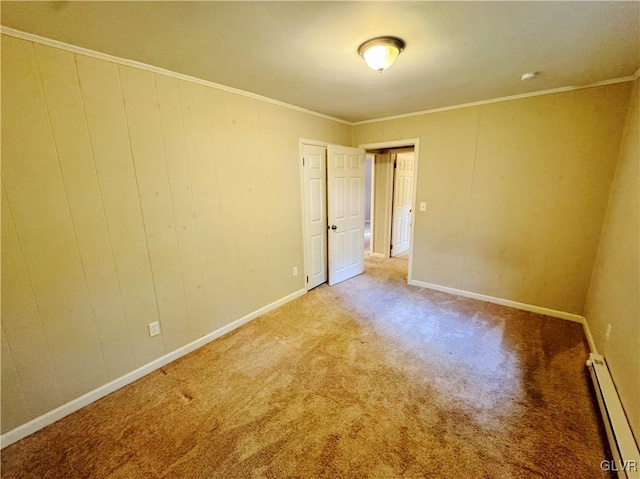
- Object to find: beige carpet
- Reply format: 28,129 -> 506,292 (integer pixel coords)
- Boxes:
1,255 -> 610,478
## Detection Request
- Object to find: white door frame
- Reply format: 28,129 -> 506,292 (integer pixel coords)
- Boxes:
359,139 -> 420,284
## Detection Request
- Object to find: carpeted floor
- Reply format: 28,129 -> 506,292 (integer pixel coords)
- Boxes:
1,255 -> 610,478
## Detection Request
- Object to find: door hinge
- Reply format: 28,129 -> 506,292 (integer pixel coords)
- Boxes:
394,161 -> 397,168
306,276 -> 309,283
390,244 -> 393,250
302,157 -> 305,167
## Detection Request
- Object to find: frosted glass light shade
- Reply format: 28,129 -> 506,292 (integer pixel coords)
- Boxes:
358,36 -> 405,73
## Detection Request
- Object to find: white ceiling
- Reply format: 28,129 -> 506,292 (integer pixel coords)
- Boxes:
2,1 -> 639,123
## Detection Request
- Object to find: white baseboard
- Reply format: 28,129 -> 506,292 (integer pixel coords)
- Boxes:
0,288 -> 306,449
409,279 -> 599,353
408,279 -> 587,323
369,252 -> 386,258
581,317 -> 598,355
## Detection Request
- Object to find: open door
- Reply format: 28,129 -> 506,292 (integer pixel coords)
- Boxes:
327,145 -> 366,286
391,152 -> 414,256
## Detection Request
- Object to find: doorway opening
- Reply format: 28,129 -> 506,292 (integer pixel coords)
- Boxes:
359,139 -> 420,284
301,139 -> 419,290
365,147 -> 415,258
301,141 -> 367,291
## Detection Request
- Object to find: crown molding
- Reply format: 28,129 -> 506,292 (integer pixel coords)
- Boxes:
0,27 -> 352,126
353,75 -> 638,125
3,26 -> 637,128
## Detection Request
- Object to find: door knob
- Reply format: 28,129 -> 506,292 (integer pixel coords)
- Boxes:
330,225 -> 337,230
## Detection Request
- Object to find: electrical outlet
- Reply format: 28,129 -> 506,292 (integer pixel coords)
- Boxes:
148,321 -> 161,337
605,324 -> 612,341
419,202 -> 427,212
293,266 -> 298,276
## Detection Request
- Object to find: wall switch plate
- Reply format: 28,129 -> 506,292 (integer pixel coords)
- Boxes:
293,266 -> 298,276
419,202 -> 427,212
148,321 -> 161,337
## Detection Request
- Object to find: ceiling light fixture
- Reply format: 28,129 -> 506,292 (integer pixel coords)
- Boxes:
521,72 -> 539,80
358,36 -> 406,73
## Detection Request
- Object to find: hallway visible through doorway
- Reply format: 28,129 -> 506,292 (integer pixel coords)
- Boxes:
364,146 -> 415,260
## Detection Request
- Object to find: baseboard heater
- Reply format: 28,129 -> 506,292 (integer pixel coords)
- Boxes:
586,353 -> 640,479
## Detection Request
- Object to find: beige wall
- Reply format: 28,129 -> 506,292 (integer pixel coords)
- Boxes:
354,83 -> 632,314
0,35 -> 350,434
584,79 -> 639,443
1,31 -> 636,440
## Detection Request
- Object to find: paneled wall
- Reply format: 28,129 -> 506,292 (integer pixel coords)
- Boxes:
354,83 -> 632,314
1,31 -> 636,439
585,78 -> 640,443
1,34 -> 350,433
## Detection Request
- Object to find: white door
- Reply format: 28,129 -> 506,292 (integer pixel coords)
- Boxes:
327,145 -> 366,286
302,144 -> 327,290
391,152 -> 414,256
